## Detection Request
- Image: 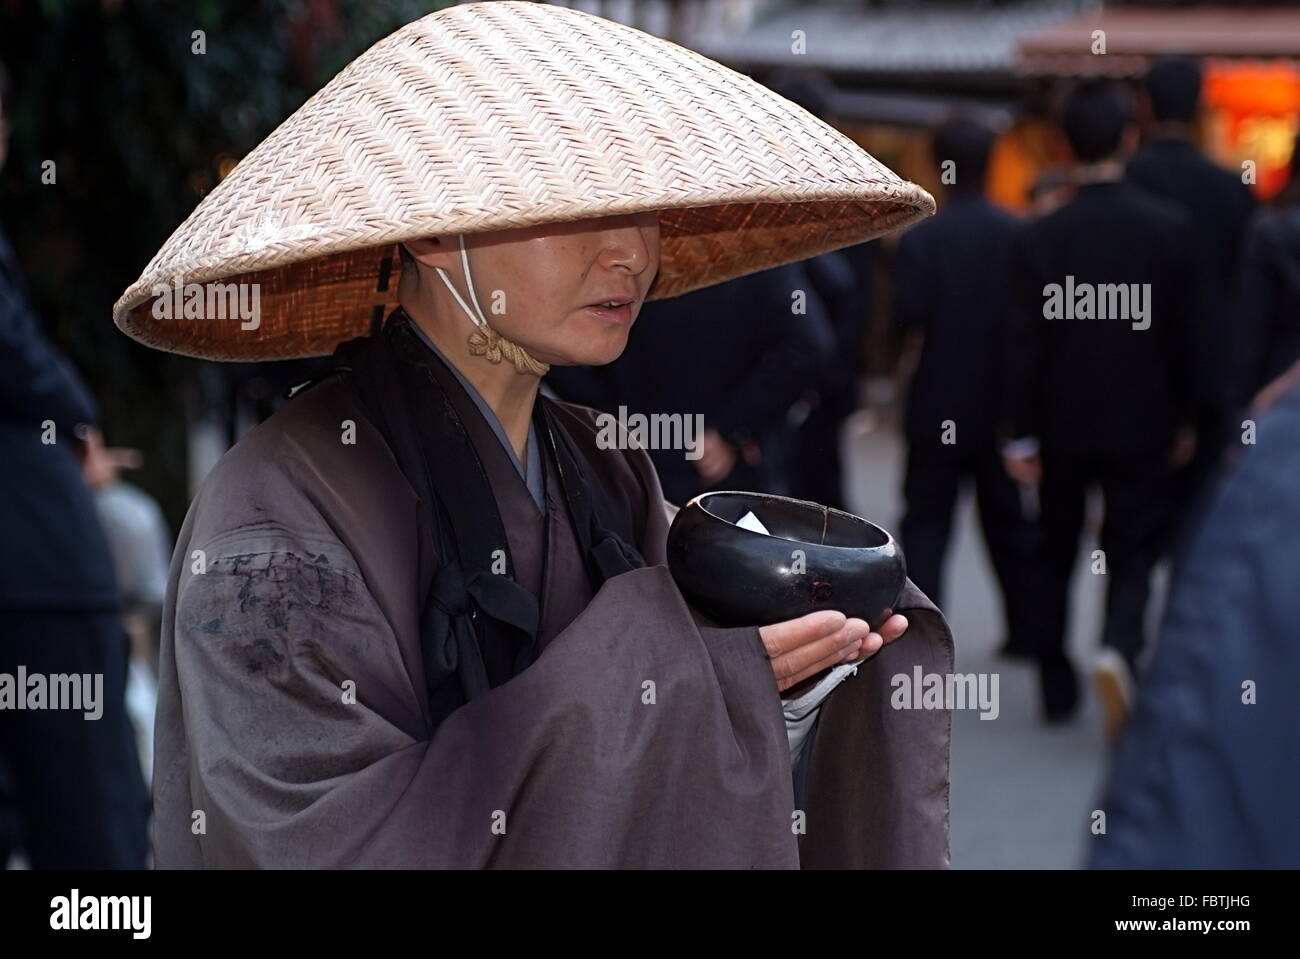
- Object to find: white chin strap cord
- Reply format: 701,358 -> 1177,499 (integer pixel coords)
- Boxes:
431,235 -> 550,377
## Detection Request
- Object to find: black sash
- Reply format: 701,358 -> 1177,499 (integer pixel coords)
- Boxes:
325,309 -> 645,729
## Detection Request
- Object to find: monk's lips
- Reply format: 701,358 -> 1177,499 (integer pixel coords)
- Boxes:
666,491 -> 906,630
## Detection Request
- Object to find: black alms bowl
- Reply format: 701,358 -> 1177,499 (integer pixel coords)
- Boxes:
666,491 -> 906,629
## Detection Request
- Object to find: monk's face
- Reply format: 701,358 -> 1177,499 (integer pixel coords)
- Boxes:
410,212 -> 661,368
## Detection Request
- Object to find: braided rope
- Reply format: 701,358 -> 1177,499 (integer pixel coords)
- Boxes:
468,324 -> 550,377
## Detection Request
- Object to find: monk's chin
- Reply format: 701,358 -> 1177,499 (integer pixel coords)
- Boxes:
547,333 -> 631,368
550,352 -> 625,369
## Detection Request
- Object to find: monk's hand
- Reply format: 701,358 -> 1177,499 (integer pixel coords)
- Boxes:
759,611 -> 872,694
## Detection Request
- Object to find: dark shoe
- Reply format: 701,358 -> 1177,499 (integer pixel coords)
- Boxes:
1040,653 -> 1079,723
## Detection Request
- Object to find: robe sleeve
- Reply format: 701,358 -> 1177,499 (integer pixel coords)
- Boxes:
798,579 -> 954,868
157,527 -> 800,868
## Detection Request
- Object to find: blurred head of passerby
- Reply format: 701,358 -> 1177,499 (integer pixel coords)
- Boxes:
932,114 -> 995,197
1144,55 -> 1202,129
1062,79 -> 1137,173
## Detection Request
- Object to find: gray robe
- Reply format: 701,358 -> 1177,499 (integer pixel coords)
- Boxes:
153,373 -> 953,868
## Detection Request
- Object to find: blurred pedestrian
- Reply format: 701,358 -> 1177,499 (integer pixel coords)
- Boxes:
0,61 -> 149,868
762,71 -> 872,512
1128,55 -> 1256,514
782,247 -> 868,512
1232,133 -> 1300,412
1003,80 -> 1205,734
896,115 -> 1039,659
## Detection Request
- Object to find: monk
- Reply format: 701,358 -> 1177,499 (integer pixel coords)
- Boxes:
124,2 -> 953,869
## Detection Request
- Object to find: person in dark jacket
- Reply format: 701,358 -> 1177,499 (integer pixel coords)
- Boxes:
1127,55 -> 1256,512
546,262 -> 832,506
784,246 -> 869,512
1233,139 -> 1300,408
896,116 -> 1039,659
0,63 -> 149,868
1003,81 -> 1205,733
1089,359 -> 1300,868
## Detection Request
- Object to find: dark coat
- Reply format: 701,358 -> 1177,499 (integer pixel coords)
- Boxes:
805,246 -> 869,413
1005,180 -> 1205,456
896,192 -> 1019,457
1232,206 -> 1300,405
1127,138 -> 1255,295
1090,369 -> 1300,868
1127,137 -> 1256,418
781,248 -> 869,509
0,225 -> 117,611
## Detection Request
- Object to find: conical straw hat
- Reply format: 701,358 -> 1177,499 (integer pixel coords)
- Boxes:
114,1 -> 934,362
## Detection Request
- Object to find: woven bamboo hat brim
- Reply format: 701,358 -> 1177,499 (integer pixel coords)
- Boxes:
114,1 -> 935,362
